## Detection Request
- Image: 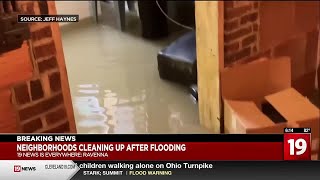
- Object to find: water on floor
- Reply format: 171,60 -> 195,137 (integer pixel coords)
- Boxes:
61,21 -> 209,134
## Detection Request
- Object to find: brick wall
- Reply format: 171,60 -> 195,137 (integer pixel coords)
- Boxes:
224,1 -> 261,65
10,1 -> 71,133
224,1 -> 319,94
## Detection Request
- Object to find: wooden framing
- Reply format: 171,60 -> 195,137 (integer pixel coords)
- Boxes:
195,1 -> 224,133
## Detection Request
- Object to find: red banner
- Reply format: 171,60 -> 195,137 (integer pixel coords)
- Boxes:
0,142 -> 283,160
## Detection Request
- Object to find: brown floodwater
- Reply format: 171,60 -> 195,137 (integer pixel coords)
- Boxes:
61,21 -> 209,134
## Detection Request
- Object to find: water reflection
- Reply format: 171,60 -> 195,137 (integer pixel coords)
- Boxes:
63,24 -> 209,134
73,84 -> 109,134
73,83 -> 209,134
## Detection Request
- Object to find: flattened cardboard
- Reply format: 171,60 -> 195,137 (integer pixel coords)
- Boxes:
221,57 -> 291,102
224,100 -> 294,134
224,100 -> 274,133
222,57 -> 291,134
265,88 -> 320,138
264,57 -> 292,95
265,88 -> 319,122
221,59 -> 268,101
246,123 -> 289,134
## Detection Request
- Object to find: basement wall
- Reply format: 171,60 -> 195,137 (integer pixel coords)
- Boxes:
224,1 -> 320,96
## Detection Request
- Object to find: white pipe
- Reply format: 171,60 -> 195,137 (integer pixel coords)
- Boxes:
156,0 -> 194,31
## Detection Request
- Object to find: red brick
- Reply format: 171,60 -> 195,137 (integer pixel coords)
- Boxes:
224,19 -> 239,32
240,49 -> 272,64
38,1 -> 49,14
224,1 -> 234,9
19,93 -> 64,121
242,34 -> 257,47
14,83 -> 30,105
225,5 -> 252,20
25,3 -> 35,15
30,79 -> 44,101
225,42 -> 240,54
31,26 -> 52,41
240,12 -> 258,24
46,108 -> 67,125
2,1 -> 13,12
38,56 -> 58,73
254,2 -> 259,9
22,118 -> 43,133
234,1 -> 252,8
224,26 -> 252,43
253,23 -> 259,32
49,72 -> 62,92
235,47 -> 251,59
44,121 -> 69,133
33,41 -> 56,60
252,46 -> 258,53
225,47 -> 251,64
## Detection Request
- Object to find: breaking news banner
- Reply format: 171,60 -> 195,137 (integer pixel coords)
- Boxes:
0,129 -> 319,180
18,15 -> 79,23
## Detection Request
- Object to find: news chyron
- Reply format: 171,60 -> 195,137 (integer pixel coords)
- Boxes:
18,14 -> 79,23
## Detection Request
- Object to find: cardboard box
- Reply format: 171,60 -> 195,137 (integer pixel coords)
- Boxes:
221,57 -> 320,139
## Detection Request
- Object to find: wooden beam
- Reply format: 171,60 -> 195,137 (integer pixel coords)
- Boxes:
195,1 -> 224,133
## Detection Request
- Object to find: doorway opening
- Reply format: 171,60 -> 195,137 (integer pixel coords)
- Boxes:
59,1 -> 209,134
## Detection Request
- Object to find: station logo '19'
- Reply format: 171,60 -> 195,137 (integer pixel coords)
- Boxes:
14,165 -> 21,172
283,128 -> 311,160
14,165 -> 36,172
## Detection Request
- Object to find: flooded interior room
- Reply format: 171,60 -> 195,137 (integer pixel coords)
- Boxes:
57,1 -> 208,134
0,0 -> 319,155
